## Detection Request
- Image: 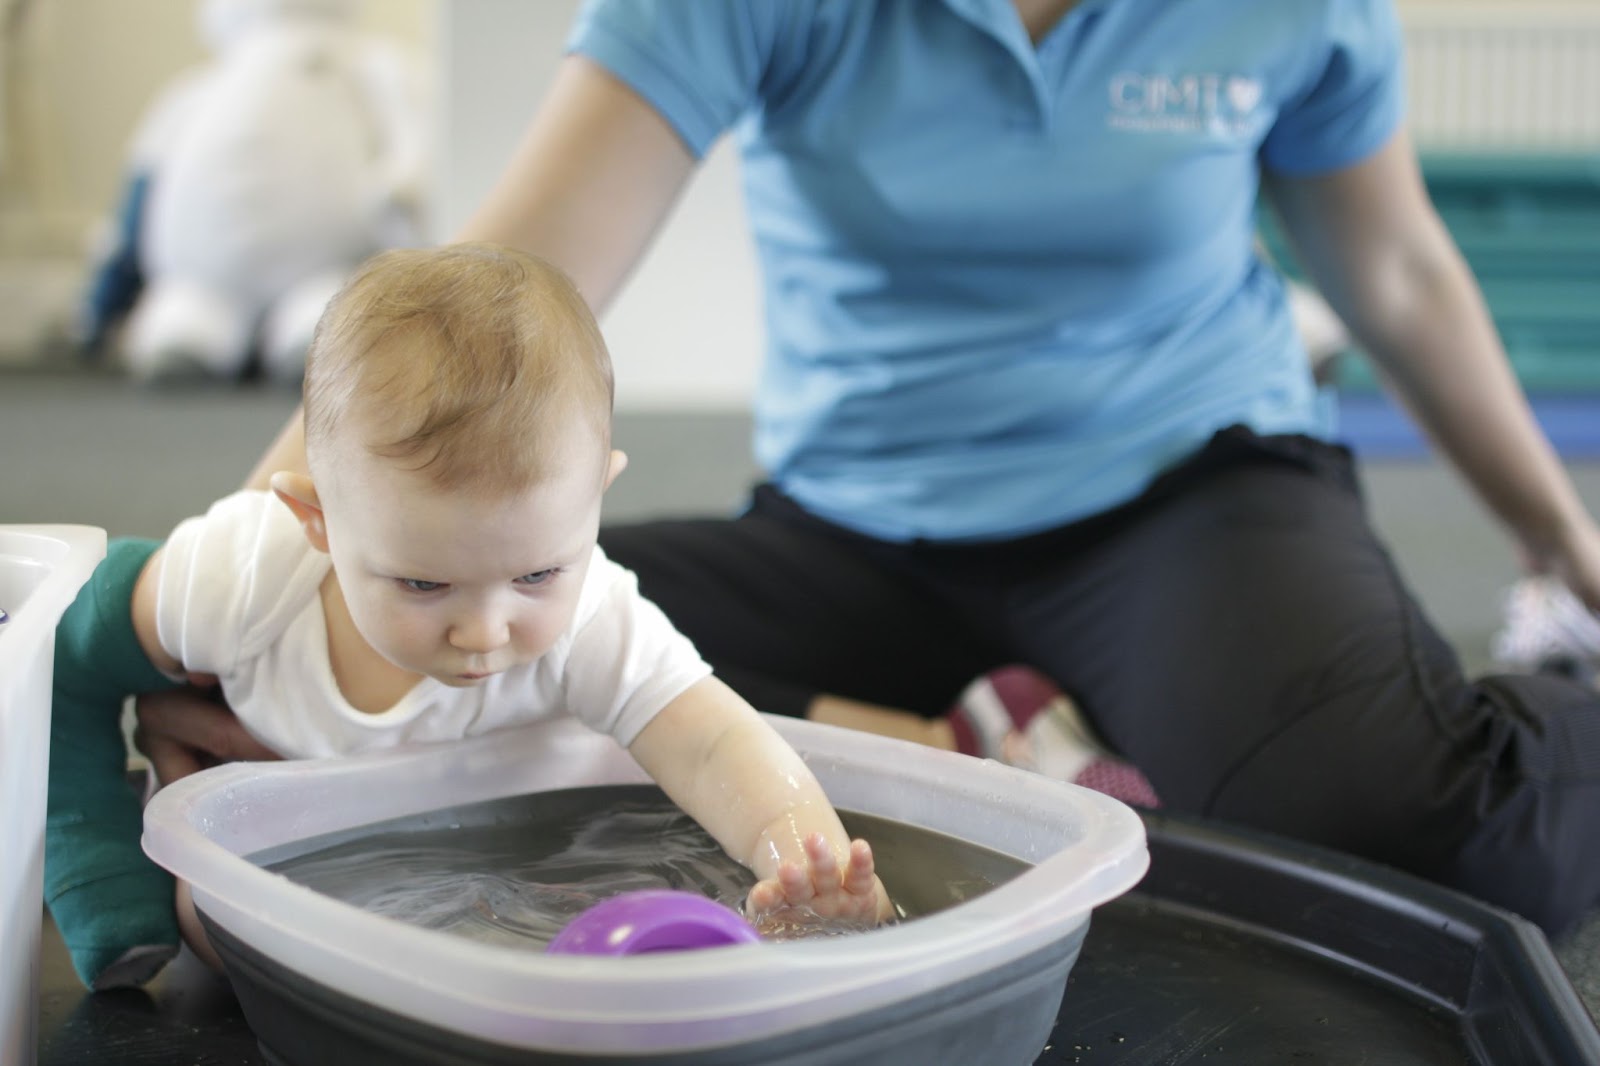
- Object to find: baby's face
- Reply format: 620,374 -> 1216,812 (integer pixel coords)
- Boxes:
318,424 -> 614,686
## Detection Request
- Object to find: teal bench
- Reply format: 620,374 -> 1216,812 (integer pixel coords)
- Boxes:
1259,152 -> 1600,393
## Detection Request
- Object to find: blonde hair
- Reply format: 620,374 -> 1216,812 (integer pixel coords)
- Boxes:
304,243 -> 613,494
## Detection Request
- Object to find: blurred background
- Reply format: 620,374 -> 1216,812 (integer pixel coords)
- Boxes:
5,0 -> 1598,665
2,0 -> 1599,1011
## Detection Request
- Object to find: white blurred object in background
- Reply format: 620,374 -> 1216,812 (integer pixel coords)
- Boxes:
86,0 -> 431,385
1493,576 -> 1600,683
1285,278 -> 1352,378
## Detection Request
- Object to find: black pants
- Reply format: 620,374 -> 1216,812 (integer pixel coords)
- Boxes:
600,427 -> 1600,937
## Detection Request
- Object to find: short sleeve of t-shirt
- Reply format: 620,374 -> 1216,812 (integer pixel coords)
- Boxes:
560,551 -> 712,746
566,0 -> 791,157
1261,0 -> 1406,176
156,490 -> 324,678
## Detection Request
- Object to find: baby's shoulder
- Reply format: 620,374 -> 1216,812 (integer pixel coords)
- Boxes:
177,489 -> 311,579
163,489 -> 327,653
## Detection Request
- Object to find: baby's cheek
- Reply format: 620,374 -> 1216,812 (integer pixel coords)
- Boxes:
523,599 -> 582,657
521,618 -> 568,659
370,611 -> 436,661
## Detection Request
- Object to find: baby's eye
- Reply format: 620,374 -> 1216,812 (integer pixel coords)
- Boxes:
514,569 -> 559,587
399,578 -> 445,593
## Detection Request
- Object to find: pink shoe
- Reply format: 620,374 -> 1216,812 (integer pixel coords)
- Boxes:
947,665 -> 1160,809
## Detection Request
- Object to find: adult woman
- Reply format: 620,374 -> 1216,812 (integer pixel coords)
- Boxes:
213,0 -> 1600,935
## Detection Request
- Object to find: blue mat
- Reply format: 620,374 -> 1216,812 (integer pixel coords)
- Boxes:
1338,391 -> 1600,461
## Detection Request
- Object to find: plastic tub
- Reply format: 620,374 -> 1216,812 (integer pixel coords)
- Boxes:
0,525 -> 106,1066
143,715 -> 1149,1064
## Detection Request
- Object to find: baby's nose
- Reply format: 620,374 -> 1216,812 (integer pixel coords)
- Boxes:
448,610 -> 510,653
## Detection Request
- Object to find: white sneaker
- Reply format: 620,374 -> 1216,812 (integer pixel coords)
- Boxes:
1492,577 -> 1600,683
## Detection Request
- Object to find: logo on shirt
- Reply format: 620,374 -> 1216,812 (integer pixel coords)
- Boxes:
1106,72 -> 1264,136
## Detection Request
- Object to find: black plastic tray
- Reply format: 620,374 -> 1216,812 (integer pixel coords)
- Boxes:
37,812 -> 1600,1065
1043,812 -> 1600,1064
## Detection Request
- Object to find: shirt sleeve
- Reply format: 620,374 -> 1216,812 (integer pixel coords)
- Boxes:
154,490 -> 313,677
1261,0 -> 1406,176
561,550 -> 713,747
565,0 -> 788,157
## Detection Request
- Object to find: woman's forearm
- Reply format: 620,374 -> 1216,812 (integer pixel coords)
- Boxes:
1267,132 -> 1593,569
1350,219 -> 1590,565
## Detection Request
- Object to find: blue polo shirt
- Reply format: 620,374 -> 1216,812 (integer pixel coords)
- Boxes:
570,0 -> 1404,542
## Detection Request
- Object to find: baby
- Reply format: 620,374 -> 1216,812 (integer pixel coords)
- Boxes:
46,244 -> 889,989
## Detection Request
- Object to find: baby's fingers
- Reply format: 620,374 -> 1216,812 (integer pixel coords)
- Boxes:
804,833 -> 844,898
843,839 -> 876,896
747,878 -> 785,914
777,859 -> 814,905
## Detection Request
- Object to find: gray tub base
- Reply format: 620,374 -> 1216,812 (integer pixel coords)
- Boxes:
202,914 -> 1085,1066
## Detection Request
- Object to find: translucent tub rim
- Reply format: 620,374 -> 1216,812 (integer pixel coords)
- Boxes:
144,714 -> 1149,1053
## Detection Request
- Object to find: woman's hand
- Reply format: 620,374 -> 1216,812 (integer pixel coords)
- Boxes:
132,680 -> 278,787
1521,511 -> 1600,616
746,833 -> 893,936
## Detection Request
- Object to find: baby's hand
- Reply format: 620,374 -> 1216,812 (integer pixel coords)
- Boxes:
746,833 -> 892,936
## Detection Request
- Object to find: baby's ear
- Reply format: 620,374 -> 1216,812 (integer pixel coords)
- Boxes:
603,449 -> 629,492
270,471 -> 330,553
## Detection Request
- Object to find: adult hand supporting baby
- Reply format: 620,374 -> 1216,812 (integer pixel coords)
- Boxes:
133,683 -> 278,786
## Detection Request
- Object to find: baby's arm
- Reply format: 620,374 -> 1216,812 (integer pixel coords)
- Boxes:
627,677 -> 892,929
126,544 -> 182,674
130,548 -> 255,972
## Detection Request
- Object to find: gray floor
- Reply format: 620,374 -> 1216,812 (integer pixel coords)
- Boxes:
4,367 -> 1598,1016
0,369 -> 763,538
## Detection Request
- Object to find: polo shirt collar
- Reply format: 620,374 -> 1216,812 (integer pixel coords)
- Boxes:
938,0 -> 1116,122
938,0 -> 1115,40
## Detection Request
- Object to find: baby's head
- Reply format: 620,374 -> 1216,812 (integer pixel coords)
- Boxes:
275,243 -> 626,687
303,242 -> 614,495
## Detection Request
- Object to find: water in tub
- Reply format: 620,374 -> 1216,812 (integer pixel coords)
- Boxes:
260,786 -> 1028,948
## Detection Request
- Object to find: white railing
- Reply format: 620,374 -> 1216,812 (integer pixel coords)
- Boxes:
1402,2 -> 1600,150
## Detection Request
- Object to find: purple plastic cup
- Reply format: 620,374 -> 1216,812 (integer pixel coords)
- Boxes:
546,890 -> 762,956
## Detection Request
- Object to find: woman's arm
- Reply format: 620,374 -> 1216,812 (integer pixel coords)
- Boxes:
244,55 -> 698,489
1265,128 -> 1600,609
455,55 -> 697,307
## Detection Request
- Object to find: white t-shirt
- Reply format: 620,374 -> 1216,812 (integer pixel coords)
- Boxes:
154,490 -> 711,758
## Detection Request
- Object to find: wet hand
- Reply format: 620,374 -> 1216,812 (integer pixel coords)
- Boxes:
746,834 -> 891,935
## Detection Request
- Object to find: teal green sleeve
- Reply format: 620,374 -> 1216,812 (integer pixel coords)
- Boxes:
46,537 -> 186,989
